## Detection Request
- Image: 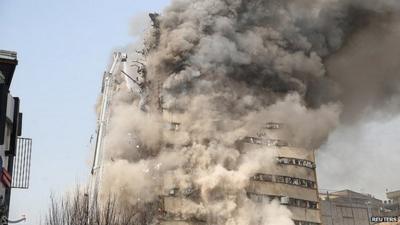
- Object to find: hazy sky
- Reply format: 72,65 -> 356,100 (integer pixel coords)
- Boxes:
318,117 -> 400,199
0,0 -> 170,224
1,0 -> 399,224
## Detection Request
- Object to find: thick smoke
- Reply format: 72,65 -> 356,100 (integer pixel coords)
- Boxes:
96,1 -> 400,224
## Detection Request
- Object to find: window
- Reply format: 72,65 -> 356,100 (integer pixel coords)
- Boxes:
276,176 -> 285,183
168,188 -> 179,196
243,137 -> 288,147
294,221 -> 321,225
308,201 -> 318,209
0,72 -> 4,84
277,157 -> 315,169
251,174 -> 316,189
261,174 -> 273,182
265,122 -> 282,129
248,193 -> 319,210
252,173 -> 273,182
166,122 -> 180,131
3,123 -> 12,149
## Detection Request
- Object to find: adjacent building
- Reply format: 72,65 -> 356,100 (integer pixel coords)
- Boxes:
319,189 -> 400,225
319,190 -> 384,225
383,190 -> 400,217
0,50 -> 32,222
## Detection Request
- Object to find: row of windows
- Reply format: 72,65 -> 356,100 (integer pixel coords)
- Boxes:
243,136 -> 288,147
168,187 -> 197,197
288,198 -> 319,209
256,124 -> 283,137
247,193 -> 319,210
251,173 -> 317,189
165,122 -> 181,131
264,122 -> 283,129
277,157 -> 315,169
294,220 -> 320,225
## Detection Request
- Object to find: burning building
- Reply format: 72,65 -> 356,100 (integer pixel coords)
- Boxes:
89,1 -> 400,225
160,122 -> 321,225
91,50 -> 323,224
245,126 -> 321,225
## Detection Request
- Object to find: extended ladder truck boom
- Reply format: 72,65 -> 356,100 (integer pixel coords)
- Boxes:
90,52 -> 127,201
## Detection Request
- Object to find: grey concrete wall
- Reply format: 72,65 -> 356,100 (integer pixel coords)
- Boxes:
320,200 -> 370,225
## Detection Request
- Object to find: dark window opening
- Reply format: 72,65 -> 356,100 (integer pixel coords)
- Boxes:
277,157 -> 315,169
247,192 -> 319,210
251,173 -> 316,189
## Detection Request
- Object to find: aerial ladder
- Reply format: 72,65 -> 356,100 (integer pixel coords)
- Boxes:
89,52 -> 147,203
89,52 -> 127,202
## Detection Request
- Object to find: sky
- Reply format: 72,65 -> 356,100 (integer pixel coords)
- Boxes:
0,0 -> 171,224
1,0 -> 400,224
318,117 -> 400,199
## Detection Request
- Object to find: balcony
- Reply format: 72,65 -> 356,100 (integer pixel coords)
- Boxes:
11,137 -> 33,189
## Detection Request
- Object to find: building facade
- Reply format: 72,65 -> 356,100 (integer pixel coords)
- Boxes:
0,50 -> 21,219
95,51 -> 323,225
0,50 -> 32,223
383,190 -> 400,217
245,123 -> 321,225
160,121 -> 321,225
319,189 -> 400,225
320,190 -> 383,225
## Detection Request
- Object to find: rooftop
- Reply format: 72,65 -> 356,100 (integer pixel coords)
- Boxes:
320,189 -> 383,205
0,50 -> 17,61
387,190 -> 400,200
0,50 -> 18,88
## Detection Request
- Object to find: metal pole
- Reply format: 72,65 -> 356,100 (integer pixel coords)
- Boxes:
367,201 -> 372,225
327,191 -> 335,225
